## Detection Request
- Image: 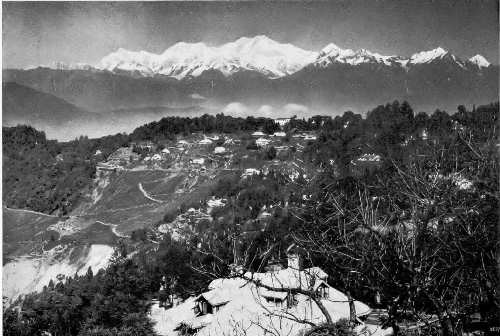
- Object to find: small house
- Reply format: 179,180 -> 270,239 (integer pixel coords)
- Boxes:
242,168 -> 261,178
191,158 -> 205,165
275,118 -> 291,127
199,138 -> 213,145
214,146 -> 226,154
256,137 -> 271,148
194,293 -> 229,316
252,131 -> 266,137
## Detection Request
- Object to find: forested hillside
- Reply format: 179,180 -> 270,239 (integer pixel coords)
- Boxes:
2,126 -> 129,215
3,101 -> 498,336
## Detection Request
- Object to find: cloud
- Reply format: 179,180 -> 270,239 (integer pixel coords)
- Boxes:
222,102 -> 250,116
283,103 -> 309,116
256,105 -> 274,117
189,93 -> 206,100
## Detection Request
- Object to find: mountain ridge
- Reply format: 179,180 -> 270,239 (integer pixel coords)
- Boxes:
19,35 -> 494,80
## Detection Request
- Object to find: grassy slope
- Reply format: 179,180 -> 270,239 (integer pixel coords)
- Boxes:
2,208 -> 60,262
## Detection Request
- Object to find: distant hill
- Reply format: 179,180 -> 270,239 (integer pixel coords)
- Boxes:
2,82 -> 98,126
3,37 -> 498,116
4,60 -> 498,115
3,69 -> 189,112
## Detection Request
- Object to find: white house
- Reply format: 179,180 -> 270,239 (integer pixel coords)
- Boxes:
151,154 -> 162,161
214,146 -> 226,154
357,154 -> 381,162
255,137 -> 271,148
419,128 -> 429,141
191,158 -> 205,165
149,245 -> 392,336
275,118 -> 291,127
304,134 -> 317,141
252,131 -> 266,137
199,138 -> 213,145
242,168 -> 261,178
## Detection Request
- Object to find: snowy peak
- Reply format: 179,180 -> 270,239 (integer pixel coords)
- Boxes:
319,43 -> 343,56
99,48 -> 158,76
35,38 -> 491,79
315,44 -> 403,67
468,54 -> 490,68
408,47 -> 449,64
98,35 -> 317,79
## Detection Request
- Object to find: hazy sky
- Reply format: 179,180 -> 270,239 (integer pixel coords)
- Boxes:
3,1 -> 499,68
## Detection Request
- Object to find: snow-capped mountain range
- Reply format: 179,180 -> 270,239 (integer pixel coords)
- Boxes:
28,35 -> 492,79
98,36 -> 317,79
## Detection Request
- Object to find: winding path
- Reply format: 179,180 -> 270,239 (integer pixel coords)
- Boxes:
4,207 -> 59,218
95,220 -> 129,238
138,183 -> 164,203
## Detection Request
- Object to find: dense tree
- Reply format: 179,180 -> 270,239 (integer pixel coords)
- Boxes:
4,101 -> 498,335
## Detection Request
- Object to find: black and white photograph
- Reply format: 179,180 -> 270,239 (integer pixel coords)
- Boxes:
1,1 -> 499,335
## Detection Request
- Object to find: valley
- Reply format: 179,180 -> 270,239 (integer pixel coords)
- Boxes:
2,127 -> 315,305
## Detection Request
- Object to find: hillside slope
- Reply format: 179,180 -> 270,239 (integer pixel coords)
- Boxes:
2,82 -> 97,125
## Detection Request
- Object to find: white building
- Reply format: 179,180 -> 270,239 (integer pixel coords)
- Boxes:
214,146 -> 226,154
242,168 -> 261,178
304,134 -> 317,141
357,154 -> 381,162
275,118 -> 291,127
151,154 -> 162,161
199,138 -> 213,145
191,158 -> 205,165
252,131 -> 266,137
256,137 -> 271,148
150,246 -> 390,336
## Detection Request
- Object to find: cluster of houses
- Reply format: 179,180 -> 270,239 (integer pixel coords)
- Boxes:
251,129 -> 317,150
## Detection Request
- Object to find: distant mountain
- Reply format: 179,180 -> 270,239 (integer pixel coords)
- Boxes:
5,36 -> 498,114
97,35 -> 317,79
86,36 -> 495,81
284,47 -> 498,112
2,82 -> 97,126
3,68 -> 189,112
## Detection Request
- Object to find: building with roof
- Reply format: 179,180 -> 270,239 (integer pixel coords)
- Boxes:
149,245 -> 391,336
213,146 -> 226,154
199,138 -> 213,145
275,118 -> 291,127
256,137 -> 271,148
252,131 -> 266,137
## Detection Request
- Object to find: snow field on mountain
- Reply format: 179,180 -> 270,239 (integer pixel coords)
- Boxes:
49,35 -> 489,78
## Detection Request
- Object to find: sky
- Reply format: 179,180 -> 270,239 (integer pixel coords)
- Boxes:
3,1 -> 499,68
